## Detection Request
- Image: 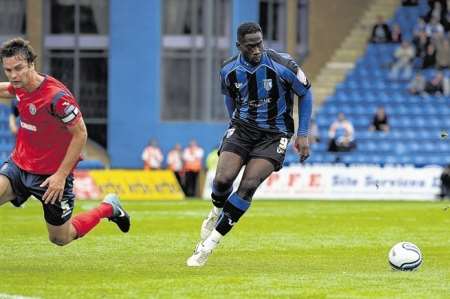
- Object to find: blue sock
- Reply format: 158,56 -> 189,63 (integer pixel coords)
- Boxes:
211,183 -> 233,208
215,193 -> 250,236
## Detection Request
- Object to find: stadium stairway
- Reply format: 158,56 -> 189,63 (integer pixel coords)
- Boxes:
311,0 -> 399,107
287,0 -> 450,167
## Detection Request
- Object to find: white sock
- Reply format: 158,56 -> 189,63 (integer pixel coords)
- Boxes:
212,206 -> 223,216
202,229 -> 223,251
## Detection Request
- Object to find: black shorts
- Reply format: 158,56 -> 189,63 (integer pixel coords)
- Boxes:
0,158 -> 75,226
219,122 -> 290,171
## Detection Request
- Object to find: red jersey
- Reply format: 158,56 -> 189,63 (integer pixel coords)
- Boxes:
8,75 -> 82,174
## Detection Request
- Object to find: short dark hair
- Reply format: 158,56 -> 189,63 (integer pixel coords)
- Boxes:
0,37 -> 37,64
237,22 -> 262,42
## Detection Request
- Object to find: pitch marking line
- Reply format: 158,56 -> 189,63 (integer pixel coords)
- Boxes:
0,294 -> 40,299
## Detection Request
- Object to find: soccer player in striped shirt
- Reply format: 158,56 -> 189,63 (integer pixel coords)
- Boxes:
0,37 -> 130,246
187,22 -> 313,266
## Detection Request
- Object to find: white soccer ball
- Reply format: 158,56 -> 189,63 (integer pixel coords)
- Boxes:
388,242 -> 422,271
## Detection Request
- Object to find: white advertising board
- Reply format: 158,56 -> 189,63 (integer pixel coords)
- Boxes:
202,165 -> 443,200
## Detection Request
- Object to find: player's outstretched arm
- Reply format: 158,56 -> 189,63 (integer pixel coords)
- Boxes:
0,82 -> 14,98
41,117 -> 87,204
294,88 -> 313,162
9,114 -> 18,135
58,117 -> 88,175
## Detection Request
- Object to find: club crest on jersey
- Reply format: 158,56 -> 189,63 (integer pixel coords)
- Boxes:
28,103 -> 37,115
226,128 -> 235,138
234,82 -> 242,89
263,79 -> 272,91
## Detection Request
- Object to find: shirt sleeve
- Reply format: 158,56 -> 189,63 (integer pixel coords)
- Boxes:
297,89 -> 313,137
7,84 -> 15,96
290,68 -> 311,97
278,61 -> 310,97
50,91 -> 82,126
220,72 -> 231,97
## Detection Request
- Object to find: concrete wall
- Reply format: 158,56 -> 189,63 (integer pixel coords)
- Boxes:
108,0 -> 259,168
302,0 -> 375,79
108,0 -> 376,168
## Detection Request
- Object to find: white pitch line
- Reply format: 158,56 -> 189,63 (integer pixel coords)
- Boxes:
0,294 -> 40,299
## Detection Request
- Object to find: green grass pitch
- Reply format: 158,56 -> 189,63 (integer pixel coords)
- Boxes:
1,199 -> 450,298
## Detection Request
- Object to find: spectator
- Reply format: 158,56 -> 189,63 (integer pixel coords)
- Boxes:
425,1 -> 447,23
412,30 -> 430,59
141,139 -> 163,170
408,73 -> 426,95
182,139 -> 204,197
167,143 -> 184,190
309,118 -> 320,144
389,41 -> 415,80
402,0 -> 419,6
424,71 -> 450,95
425,16 -> 445,37
443,11 -> 450,32
435,38 -> 450,69
443,73 -> 450,95
370,16 -> 392,43
369,106 -> 390,132
430,30 -> 445,48
439,164 -> 450,199
413,17 -> 427,36
328,112 -> 356,152
422,43 -> 437,68
390,24 -> 403,43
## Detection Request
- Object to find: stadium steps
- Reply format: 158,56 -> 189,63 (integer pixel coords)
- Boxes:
84,139 -> 110,168
309,0 -> 449,167
311,0 -> 399,109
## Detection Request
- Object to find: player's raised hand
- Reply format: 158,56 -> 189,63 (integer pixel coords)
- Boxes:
294,136 -> 310,163
40,172 -> 66,204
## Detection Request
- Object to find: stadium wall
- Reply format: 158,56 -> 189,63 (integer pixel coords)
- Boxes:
203,165 -> 443,200
108,0 -> 259,168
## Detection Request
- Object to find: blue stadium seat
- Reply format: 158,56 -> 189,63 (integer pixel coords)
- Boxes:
311,142 -> 326,152
396,155 -> 413,164
77,160 -> 105,170
311,0 -> 449,167
412,155 -> 427,166
384,155 -> 399,165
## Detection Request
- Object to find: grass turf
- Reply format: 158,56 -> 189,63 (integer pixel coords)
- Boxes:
0,199 -> 450,298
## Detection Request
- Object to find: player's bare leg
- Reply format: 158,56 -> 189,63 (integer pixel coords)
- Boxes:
47,221 -> 78,246
0,175 -> 17,206
48,193 -> 130,246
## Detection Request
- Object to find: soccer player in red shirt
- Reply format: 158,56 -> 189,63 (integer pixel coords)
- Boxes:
0,37 -> 130,246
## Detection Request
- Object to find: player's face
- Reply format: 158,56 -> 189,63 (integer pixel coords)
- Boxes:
2,55 -> 34,89
238,32 -> 264,65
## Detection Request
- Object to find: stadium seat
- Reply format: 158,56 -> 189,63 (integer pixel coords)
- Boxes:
76,160 -> 105,170
312,0 -> 449,167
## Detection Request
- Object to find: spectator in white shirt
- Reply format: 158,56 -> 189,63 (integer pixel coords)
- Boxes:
167,143 -> 184,189
389,41 -> 415,80
328,112 -> 356,152
141,139 -> 164,170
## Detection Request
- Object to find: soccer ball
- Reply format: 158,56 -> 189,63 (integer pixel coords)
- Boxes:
388,242 -> 422,271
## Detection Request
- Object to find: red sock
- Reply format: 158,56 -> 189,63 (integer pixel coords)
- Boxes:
71,203 -> 114,237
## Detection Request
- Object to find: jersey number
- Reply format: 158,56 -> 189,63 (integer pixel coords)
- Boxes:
277,137 -> 288,154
